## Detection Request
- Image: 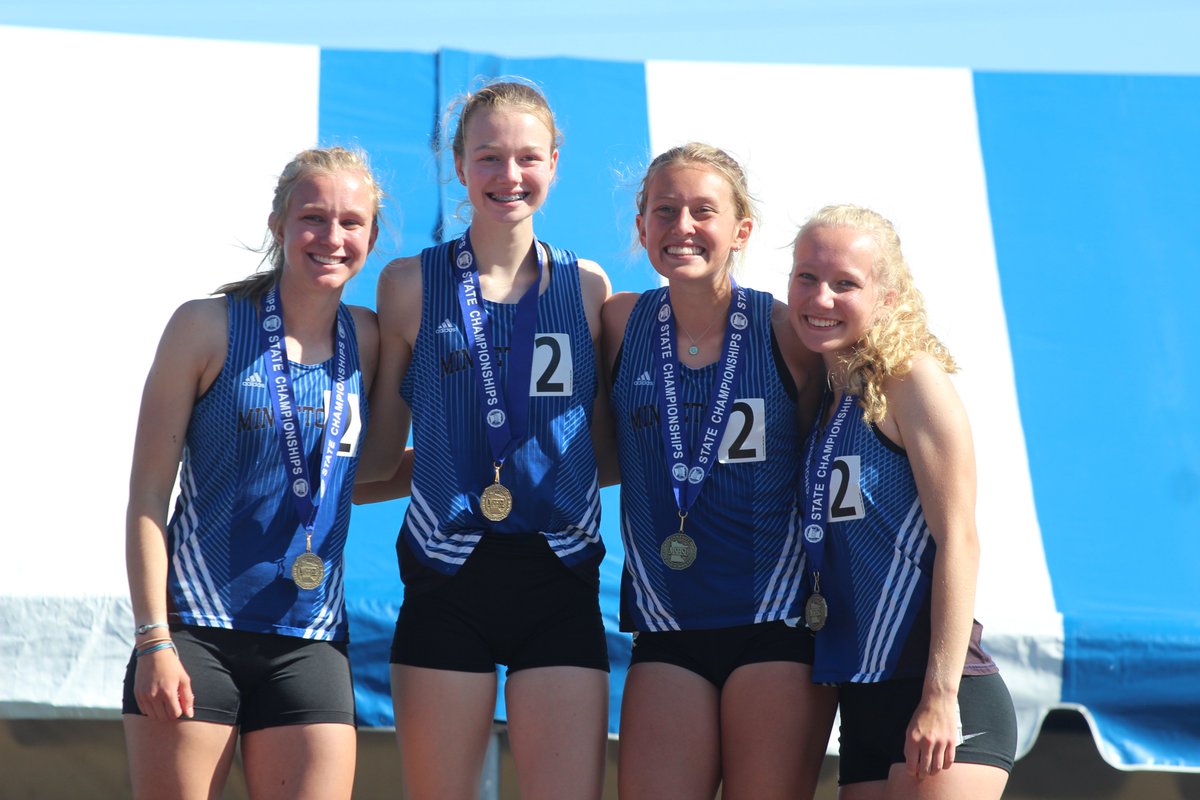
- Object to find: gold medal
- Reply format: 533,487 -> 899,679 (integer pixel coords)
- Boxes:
291,552 -> 325,590
659,532 -> 698,570
805,592 -> 828,631
480,462 -> 512,522
480,481 -> 513,521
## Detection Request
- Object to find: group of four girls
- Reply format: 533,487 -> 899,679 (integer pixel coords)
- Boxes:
123,78 -> 1017,800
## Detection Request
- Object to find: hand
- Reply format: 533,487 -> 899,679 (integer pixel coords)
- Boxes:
903,692 -> 959,778
133,647 -> 195,720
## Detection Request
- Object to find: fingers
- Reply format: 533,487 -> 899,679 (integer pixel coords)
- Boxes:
904,734 -> 956,778
179,672 -> 195,719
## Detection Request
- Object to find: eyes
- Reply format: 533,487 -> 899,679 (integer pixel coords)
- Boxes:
299,212 -> 368,231
792,271 -> 862,292
476,152 -> 547,165
651,203 -> 718,220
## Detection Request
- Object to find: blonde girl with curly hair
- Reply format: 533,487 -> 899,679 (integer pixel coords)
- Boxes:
788,204 -> 1017,800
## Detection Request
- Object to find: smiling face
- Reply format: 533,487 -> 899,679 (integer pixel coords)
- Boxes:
454,107 -> 558,227
788,224 -> 893,363
636,163 -> 752,286
271,170 -> 377,293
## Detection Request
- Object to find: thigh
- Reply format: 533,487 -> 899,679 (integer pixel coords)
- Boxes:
505,666 -> 609,800
391,664 -> 498,800
618,662 -> 721,800
242,722 -> 357,800
879,761 -> 1010,800
720,661 -> 837,800
123,714 -> 238,800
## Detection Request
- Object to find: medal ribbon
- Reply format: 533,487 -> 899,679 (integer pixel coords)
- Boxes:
454,229 -> 544,470
259,287 -> 349,539
654,279 -> 750,521
801,391 -> 857,597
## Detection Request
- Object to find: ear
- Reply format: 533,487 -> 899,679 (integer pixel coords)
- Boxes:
635,214 -> 647,249
268,212 -> 283,245
733,216 -> 753,251
454,153 -> 466,186
549,147 -> 559,176
369,220 -> 379,252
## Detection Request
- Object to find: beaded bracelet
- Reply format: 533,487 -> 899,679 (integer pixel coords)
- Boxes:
135,641 -> 177,658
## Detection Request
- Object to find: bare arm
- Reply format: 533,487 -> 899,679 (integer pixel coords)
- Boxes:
884,354 -> 980,778
349,305 -> 379,395
126,298 -> 226,720
599,291 -> 640,487
770,299 -> 825,432
579,259 -> 619,488
355,257 -> 419,484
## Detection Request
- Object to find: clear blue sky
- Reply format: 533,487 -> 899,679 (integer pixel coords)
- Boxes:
3,0 -> 1197,74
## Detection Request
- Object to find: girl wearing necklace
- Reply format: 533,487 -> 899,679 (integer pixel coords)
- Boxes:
122,146 -> 382,799
602,143 -> 836,800
363,79 -> 613,800
789,205 -> 1016,799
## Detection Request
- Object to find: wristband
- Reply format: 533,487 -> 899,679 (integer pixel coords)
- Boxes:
135,622 -> 169,636
135,641 -> 178,658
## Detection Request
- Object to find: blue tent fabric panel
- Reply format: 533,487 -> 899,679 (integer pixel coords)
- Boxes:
1067,614 -> 1200,769
974,71 -> 1200,768
974,71 -> 1200,617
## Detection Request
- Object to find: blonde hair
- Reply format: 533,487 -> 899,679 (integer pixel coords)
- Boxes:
635,142 -> 758,272
218,146 -> 383,298
794,204 -> 956,424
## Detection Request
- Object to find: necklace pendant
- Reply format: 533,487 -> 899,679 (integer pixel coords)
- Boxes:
688,345 -> 699,356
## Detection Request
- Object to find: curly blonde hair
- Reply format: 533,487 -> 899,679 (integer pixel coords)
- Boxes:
794,204 -> 956,424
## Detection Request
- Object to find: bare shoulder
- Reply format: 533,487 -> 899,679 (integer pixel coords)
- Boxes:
576,258 -> 611,339
164,297 -> 227,358
887,352 -> 961,408
602,291 -> 640,331
347,304 -> 378,336
150,296 -> 228,397
377,255 -> 423,340
600,291 -> 641,372
577,258 -> 612,292
379,254 -> 423,294
885,352 -> 969,448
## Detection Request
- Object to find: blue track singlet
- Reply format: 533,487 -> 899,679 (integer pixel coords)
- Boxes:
166,295 -> 366,641
398,240 -> 603,590
803,392 -> 996,683
612,287 -> 805,632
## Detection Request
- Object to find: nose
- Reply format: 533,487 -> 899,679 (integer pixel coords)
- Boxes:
670,207 -> 696,235
320,220 -> 344,247
503,157 -> 521,182
813,281 -> 835,307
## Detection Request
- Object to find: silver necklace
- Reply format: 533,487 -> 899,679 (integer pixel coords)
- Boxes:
678,314 -> 718,356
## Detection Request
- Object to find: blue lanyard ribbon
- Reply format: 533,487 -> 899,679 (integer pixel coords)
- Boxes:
454,229 -> 544,469
802,391 -> 857,589
654,279 -> 750,521
259,287 -> 349,536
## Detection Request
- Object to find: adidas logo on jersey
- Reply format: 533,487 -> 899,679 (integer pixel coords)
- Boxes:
242,372 -> 267,389
436,319 -> 458,335
634,371 -> 654,386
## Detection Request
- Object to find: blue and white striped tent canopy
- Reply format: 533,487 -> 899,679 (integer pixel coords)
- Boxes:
2,25 -> 1197,772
